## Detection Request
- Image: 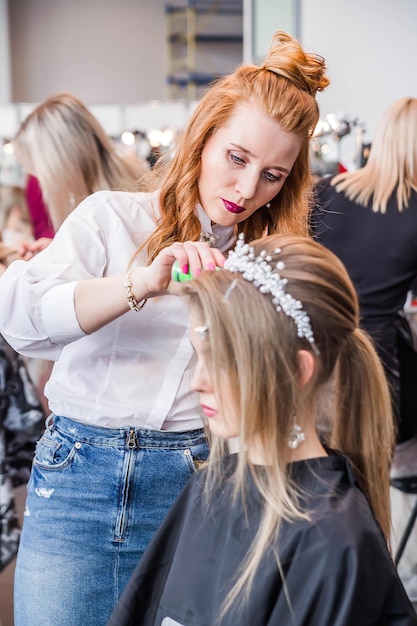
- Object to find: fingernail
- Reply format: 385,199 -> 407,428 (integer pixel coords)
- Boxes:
194,268 -> 202,276
182,264 -> 189,274
207,263 -> 215,271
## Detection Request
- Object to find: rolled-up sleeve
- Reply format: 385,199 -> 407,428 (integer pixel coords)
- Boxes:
0,255 -> 89,360
0,194 -> 111,359
41,281 -> 81,343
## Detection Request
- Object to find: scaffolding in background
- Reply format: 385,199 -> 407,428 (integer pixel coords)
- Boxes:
166,0 -> 243,100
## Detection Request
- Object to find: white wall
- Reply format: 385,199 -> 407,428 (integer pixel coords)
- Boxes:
301,0 -> 417,141
7,0 -> 242,105
8,0 -> 185,104
0,0 -> 11,101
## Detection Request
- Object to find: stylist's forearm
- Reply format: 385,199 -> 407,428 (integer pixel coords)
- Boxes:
74,269 -> 150,334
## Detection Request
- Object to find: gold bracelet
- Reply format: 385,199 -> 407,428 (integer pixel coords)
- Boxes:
124,271 -> 148,312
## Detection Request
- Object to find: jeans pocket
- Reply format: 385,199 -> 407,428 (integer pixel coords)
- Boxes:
184,441 -> 210,473
33,428 -> 78,471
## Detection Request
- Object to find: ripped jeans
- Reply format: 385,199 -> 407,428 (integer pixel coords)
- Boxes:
14,415 -> 209,626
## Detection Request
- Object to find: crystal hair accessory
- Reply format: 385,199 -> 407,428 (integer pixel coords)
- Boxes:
223,234 -> 319,353
288,415 -> 305,449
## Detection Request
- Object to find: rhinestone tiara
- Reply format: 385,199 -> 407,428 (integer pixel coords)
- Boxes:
223,234 -> 318,352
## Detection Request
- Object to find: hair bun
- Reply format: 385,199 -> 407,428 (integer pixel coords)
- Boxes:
261,31 -> 329,97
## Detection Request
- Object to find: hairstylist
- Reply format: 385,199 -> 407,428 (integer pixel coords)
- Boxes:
0,31 -> 329,626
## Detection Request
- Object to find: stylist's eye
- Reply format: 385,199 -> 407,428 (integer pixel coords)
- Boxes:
229,152 -> 245,165
264,171 -> 281,183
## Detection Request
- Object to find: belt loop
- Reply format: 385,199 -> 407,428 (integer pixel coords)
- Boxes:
46,413 -> 55,431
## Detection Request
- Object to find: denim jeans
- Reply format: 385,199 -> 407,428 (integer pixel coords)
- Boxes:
14,415 -> 209,626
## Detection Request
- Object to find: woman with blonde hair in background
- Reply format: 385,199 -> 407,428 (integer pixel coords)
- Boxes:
312,98 -> 417,447
9,93 -> 149,416
0,32 -> 329,625
12,92 -> 148,258
110,234 -> 417,625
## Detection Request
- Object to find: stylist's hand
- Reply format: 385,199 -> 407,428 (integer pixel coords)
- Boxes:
137,241 -> 226,297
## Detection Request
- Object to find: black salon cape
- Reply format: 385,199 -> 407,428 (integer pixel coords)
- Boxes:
108,454 -> 417,626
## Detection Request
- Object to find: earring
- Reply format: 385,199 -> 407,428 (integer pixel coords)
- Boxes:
194,325 -> 208,339
288,416 -> 305,449
266,202 -> 271,209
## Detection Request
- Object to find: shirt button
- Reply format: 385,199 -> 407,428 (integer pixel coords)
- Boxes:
75,442 -> 82,449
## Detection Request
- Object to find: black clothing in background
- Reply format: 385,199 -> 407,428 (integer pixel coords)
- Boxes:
108,454 -> 417,626
312,177 -> 417,442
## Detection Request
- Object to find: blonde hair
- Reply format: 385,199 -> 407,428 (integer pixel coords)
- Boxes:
331,97 -> 417,213
182,234 -> 394,617
13,93 -> 149,230
144,31 -> 329,262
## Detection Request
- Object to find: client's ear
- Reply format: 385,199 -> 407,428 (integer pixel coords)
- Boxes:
297,349 -> 315,385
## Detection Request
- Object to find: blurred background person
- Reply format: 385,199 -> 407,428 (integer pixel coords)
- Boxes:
9,92 -> 150,410
312,97 -> 417,448
12,92 -> 149,259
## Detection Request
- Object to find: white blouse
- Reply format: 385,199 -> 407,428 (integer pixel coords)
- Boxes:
0,190 -> 235,430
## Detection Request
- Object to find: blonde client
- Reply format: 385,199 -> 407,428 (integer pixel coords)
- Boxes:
109,234 -> 417,625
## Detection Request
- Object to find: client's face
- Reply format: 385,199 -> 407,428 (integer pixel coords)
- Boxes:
189,311 -> 240,439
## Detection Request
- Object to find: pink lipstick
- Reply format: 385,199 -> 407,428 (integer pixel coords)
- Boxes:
222,199 -> 246,214
201,404 -> 218,418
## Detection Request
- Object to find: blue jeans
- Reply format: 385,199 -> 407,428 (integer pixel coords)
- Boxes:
14,415 -> 209,626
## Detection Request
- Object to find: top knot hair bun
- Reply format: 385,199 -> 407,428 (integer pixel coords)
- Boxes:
261,31 -> 330,97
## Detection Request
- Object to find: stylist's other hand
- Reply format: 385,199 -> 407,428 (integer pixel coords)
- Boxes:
19,237 -> 53,260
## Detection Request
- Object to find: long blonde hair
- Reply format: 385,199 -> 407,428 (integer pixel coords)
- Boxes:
13,93 -> 148,230
331,97 -> 417,213
182,234 -> 394,617
144,32 -> 329,262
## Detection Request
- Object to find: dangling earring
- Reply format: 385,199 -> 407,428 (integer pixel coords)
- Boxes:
288,416 -> 305,449
266,202 -> 271,209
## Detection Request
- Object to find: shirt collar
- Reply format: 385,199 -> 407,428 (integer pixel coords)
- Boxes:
195,204 -> 235,253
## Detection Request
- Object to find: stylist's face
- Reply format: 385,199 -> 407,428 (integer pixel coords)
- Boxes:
197,101 -> 302,227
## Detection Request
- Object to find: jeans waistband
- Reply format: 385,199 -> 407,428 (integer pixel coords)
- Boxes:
49,415 -> 206,449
